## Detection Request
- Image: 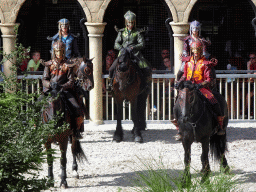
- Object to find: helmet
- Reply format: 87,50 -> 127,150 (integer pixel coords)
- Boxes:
190,40 -> 203,56
190,20 -> 201,36
124,10 -> 136,29
58,18 -> 70,30
124,10 -> 136,21
52,40 -> 66,59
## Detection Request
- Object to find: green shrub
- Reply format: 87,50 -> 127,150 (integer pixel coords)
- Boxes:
0,29 -> 66,191
131,155 -> 237,192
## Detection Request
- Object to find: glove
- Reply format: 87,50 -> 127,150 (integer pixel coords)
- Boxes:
194,83 -> 202,90
126,46 -> 133,54
175,81 -> 184,90
174,82 -> 180,89
50,82 -> 62,91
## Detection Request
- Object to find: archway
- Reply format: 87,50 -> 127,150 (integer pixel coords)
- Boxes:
190,0 -> 256,70
103,0 -> 172,70
16,0 -> 86,62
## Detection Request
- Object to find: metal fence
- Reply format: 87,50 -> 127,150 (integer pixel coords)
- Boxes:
17,72 -> 256,122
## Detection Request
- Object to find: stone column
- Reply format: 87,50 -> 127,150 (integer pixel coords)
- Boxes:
85,22 -> 106,125
169,22 -> 190,77
0,23 -> 19,78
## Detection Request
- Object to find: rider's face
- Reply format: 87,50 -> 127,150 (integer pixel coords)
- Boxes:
126,21 -> 135,30
54,49 -> 64,59
61,24 -> 69,32
191,27 -> 199,36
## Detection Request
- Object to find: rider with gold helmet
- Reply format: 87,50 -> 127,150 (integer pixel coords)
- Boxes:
172,40 -> 225,141
107,10 -> 151,92
43,40 -> 84,139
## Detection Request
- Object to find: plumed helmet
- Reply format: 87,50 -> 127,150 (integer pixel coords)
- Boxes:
52,40 -> 66,59
190,20 -> 201,36
58,18 -> 70,30
124,10 -> 136,22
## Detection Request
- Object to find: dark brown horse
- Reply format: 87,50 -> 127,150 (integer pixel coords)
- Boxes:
111,48 -> 150,143
42,57 -> 94,188
173,81 -> 229,185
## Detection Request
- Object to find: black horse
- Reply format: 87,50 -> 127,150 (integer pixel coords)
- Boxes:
42,57 -> 94,188
111,48 -> 151,143
173,81 -> 229,184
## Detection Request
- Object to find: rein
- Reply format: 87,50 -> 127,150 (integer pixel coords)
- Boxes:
188,98 -> 206,141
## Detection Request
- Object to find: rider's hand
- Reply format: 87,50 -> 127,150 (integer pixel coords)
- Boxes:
174,82 -> 181,89
127,46 -> 133,53
195,83 -> 202,90
50,82 -> 62,91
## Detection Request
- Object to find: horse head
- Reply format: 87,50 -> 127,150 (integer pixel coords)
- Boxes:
177,81 -> 197,123
77,57 -> 94,91
116,48 -> 133,91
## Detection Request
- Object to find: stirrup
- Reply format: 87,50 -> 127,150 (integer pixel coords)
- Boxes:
217,129 -> 225,135
174,133 -> 182,141
171,119 -> 179,127
76,132 -> 83,140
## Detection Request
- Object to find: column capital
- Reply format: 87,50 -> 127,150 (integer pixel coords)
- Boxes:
84,22 -> 107,35
169,22 -> 189,36
0,23 -> 20,38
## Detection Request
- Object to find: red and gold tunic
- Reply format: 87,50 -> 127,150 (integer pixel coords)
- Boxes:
183,56 -> 217,104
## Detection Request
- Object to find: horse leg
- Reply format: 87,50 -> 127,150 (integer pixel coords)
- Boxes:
137,92 -> 148,131
59,137 -> 69,189
200,138 -> 211,183
71,135 -> 79,179
182,139 -> 192,187
131,100 -> 143,143
45,142 -> 54,187
113,103 -> 123,142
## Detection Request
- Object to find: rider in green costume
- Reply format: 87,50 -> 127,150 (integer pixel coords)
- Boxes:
107,10 -> 151,92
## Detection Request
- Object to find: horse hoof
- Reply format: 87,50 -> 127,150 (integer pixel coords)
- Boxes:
72,171 -> 79,179
134,136 -> 143,143
113,138 -> 122,143
61,184 -> 68,189
60,180 -> 68,189
113,134 -> 123,143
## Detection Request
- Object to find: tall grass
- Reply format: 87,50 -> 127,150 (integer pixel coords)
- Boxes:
131,156 -> 237,192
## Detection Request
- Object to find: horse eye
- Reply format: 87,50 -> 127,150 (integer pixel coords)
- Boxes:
189,95 -> 194,103
84,67 -> 91,75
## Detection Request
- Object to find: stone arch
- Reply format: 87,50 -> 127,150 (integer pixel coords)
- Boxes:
98,0 -> 177,23
77,0 -> 92,22
0,7 -> 4,23
164,0 -> 178,22
183,0 -> 197,22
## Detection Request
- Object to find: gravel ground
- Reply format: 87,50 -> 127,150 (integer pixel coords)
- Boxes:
42,121 -> 256,192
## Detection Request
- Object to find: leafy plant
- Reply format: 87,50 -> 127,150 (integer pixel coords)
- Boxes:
131,155 -> 237,192
0,26 -> 66,192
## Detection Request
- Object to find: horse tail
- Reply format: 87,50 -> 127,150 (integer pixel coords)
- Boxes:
210,133 -> 228,161
74,139 -> 88,163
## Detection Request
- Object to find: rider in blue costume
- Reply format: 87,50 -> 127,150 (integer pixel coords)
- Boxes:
51,18 -> 80,59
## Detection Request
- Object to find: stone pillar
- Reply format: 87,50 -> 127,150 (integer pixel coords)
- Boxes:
169,22 -> 190,77
0,23 -> 19,78
85,22 -> 106,125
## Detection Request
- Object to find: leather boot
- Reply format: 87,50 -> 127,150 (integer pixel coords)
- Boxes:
75,116 -> 83,140
217,116 -> 225,135
171,119 -> 182,141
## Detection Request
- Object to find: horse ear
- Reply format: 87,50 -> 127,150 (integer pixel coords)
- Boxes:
89,57 -> 94,62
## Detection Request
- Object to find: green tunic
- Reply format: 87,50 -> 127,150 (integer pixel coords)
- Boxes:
114,28 -> 150,68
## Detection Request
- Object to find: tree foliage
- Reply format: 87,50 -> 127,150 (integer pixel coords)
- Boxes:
0,26 -> 65,191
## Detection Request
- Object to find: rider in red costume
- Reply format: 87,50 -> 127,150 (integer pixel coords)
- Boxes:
172,40 -> 225,141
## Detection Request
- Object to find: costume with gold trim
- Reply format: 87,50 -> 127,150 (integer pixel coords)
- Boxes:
182,56 -> 217,104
